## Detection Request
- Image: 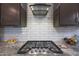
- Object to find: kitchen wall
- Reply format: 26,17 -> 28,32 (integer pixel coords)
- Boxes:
1,4 -> 79,41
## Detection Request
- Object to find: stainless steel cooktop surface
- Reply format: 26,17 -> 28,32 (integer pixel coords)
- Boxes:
17,41 -> 63,55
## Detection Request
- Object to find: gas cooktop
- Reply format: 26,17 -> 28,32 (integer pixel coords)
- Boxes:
17,41 -> 63,55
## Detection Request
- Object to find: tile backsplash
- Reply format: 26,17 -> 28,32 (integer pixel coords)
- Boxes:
1,4 -> 79,41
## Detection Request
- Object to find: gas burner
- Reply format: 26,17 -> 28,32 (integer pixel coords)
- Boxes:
17,41 -> 63,54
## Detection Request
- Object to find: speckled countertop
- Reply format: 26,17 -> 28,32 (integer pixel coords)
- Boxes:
0,41 -> 79,56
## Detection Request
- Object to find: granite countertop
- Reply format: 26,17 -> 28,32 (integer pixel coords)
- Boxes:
55,41 -> 79,56
0,41 -> 79,56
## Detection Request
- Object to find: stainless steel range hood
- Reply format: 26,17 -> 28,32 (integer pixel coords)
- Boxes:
30,4 -> 51,16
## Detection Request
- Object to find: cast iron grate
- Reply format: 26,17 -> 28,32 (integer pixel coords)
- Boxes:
17,41 -> 63,54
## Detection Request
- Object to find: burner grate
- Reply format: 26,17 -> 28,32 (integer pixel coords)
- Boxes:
17,41 -> 63,54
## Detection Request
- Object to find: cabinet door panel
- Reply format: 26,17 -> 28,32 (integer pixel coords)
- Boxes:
20,4 -> 27,27
1,3 -> 20,26
76,4 -> 79,24
53,4 -> 60,27
60,3 -> 77,26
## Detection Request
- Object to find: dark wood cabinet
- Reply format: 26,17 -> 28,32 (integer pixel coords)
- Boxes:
53,3 -> 78,27
53,3 -> 60,26
20,4 -> 27,27
0,3 -> 27,27
76,4 -> 79,24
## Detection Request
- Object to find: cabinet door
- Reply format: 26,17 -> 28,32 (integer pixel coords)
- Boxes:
1,3 -> 20,26
59,3 -> 77,26
20,4 -> 27,27
53,4 -> 60,27
0,4 -> 1,26
76,4 -> 79,24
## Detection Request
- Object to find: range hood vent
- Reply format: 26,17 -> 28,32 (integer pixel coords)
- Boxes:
30,4 -> 51,16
